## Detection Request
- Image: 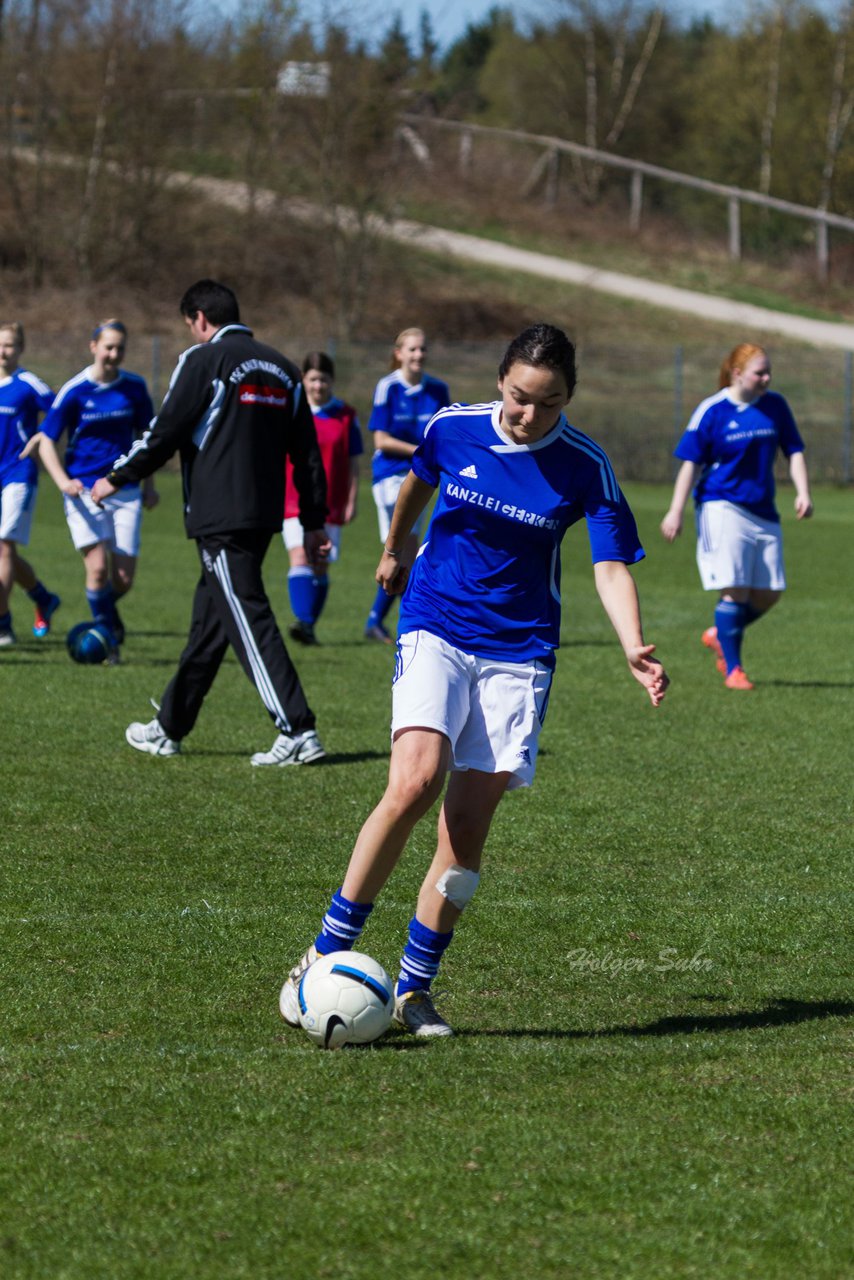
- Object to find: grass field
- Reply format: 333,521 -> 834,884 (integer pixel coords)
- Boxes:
1,473 -> 852,1279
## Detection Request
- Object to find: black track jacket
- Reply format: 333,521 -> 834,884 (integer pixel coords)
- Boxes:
107,324 -> 327,539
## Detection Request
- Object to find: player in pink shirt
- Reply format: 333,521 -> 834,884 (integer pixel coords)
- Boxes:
283,352 -> 363,644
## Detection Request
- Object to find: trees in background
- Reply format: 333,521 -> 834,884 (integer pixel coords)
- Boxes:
2,0 -> 854,314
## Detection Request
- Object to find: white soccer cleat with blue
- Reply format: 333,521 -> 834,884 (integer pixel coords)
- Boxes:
393,988 -> 454,1038
279,943 -> 320,1026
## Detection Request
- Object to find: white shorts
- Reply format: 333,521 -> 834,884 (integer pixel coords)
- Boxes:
696,500 -> 786,592
372,474 -> 426,543
282,517 -> 342,563
391,630 -> 553,791
0,481 -> 37,543
64,486 -> 142,556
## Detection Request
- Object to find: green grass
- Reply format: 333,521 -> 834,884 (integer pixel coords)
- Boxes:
1,475 -> 851,1278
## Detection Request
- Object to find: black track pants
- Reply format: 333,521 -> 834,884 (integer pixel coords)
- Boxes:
157,530 -> 314,741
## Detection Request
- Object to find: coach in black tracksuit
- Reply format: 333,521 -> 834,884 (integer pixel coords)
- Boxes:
92,279 -> 330,766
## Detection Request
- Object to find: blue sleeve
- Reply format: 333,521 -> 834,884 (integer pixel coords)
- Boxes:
585,489 -> 645,565
348,419 -> 364,457
674,413 -> 713,465
40,389 -> 76,442
136,382 -> 155,436
368,380 -> 392,434
675,433 -> 704,464
20,381 -> 53,432
775,396 -> 805,457
411,419 -> 440,488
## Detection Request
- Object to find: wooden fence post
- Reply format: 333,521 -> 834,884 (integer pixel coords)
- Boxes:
817,220 -> 829,283
459,129 -> 472,179
629,168 -> 643,233
545,150 -> 560,206
728,197 -> 741,260
627,168 -> 640,234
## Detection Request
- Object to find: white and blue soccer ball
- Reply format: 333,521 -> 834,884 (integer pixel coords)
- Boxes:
66,621 -> 117,665
295,950 -> 394,1050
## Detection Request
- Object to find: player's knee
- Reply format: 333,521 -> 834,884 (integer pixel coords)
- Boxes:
387,769 -> 444,819
436,864 -> 480,912
752,588 -> 781,613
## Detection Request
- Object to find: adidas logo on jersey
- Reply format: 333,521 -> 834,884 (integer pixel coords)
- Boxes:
459,464 -> 478,479
85,400 -> 97,409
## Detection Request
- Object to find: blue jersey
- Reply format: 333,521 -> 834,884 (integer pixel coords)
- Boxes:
41,368 -> 154,488
400,401 -> 644,666
369,370 -> 450,483
0,368 -> 53,486
675,388 -> 804,523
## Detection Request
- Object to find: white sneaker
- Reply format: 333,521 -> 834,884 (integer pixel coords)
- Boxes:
251,729 -> 325,767
0,628 -> 16,648
279,943 -> 319,1026
393,988 -> 454,1037
126,717 -> 181,757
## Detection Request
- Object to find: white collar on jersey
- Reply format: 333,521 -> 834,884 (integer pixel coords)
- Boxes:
490,402 -> 567,451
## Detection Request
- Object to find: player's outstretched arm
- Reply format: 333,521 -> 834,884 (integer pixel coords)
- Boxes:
593,560 -> 669,707
660,460 -> 700,542
376,471 -> 436,595
789,452 -> 813,519
33,434 -> 83,497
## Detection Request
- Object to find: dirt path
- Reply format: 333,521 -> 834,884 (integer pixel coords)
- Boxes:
178,171 -> 854,351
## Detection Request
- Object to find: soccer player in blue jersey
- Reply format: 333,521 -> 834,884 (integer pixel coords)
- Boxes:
661,342 -> 812,690
280,323 -> 669,1038
0,322 -> 61,646
364,327 -> 450,642
33,320 -> 158,648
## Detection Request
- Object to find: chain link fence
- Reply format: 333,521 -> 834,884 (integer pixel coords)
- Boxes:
23,331 -> 853,485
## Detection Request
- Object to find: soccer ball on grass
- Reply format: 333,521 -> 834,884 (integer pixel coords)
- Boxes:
66,621 -> 117,665
289,950 -> 394,1050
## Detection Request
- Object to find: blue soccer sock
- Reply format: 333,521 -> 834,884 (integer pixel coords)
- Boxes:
367,583 -> 394,627
86,585 -> 116,629
0,610 -> 12,632
714,599 -> 751,674
396,916 -> 454,995
312,573 -> 329,622
26,580 -> 52,609
313,889 -> 374,956
288,567 -> 316,625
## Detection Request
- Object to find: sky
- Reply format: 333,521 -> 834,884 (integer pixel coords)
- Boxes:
214,1 -> 843,54
397,0 -> 845,52
382,0 -> 725,49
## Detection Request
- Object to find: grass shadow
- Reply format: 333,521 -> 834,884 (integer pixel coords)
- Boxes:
130,630 -> 191,640
456,998 -> 854,1040
760,680 -> 854,689
185,749 -> 388,765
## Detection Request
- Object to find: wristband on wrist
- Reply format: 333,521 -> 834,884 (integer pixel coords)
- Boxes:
383,545 -> 401,559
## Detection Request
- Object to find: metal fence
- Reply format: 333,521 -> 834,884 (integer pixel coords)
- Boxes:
24,332 -> 853,485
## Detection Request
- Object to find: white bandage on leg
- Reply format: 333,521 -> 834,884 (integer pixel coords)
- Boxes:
435,864 -> 480,911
